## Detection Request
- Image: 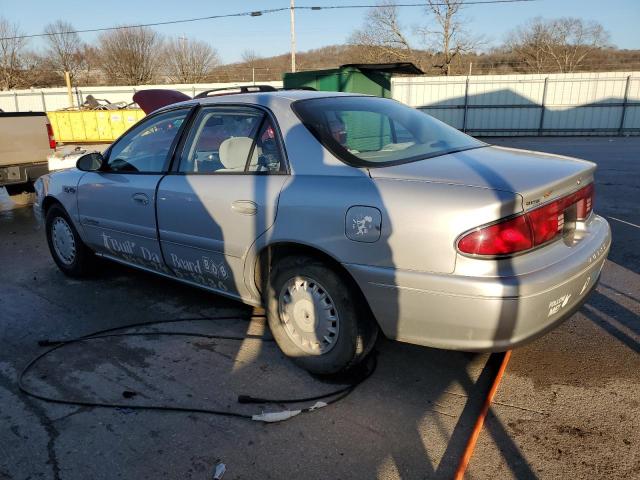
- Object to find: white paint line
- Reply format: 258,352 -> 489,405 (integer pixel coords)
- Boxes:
607,216 -> 640,230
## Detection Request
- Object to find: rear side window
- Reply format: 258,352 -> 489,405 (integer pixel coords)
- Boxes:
178,107 -> 284,174
292,96 -> 484,167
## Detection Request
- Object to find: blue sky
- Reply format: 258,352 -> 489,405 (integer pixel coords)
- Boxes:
1,0 -> 638,63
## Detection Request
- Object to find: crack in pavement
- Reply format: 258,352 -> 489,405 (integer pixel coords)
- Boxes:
0,370 -> 61,480
51,406 -> 90,424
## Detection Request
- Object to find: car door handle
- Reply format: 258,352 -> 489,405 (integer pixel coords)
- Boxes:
231,200 -> 257,216
132,193 -> 149,205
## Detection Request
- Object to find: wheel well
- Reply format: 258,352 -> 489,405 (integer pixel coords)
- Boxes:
255,242 -> 375,318
41,196 -> 61,216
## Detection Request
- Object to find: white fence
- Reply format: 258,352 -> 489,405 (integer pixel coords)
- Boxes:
0,81 -> 283,113
392,71 -> 640,136
3,72 -> 640,136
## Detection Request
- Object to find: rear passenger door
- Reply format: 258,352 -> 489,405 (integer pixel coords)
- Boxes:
156,105 -> 288,298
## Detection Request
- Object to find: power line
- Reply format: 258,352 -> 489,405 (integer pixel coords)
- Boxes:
301,0 -> 536,8
0,0 -> 539,41
2,8 -> 289,40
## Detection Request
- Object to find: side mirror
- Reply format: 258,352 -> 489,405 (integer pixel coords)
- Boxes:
76,152 -> 105,172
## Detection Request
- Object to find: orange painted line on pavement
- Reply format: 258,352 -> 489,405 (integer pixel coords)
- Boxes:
453,350 -> 512,480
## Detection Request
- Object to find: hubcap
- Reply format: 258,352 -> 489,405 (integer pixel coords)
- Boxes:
51,217 -> 76,266
278,276 -> 340,354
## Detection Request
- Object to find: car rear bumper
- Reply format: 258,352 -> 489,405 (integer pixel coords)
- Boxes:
345,214 -> 611,352
0,162 -> 49,186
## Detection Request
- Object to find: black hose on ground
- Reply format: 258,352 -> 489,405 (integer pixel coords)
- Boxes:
19,315 -> 376,423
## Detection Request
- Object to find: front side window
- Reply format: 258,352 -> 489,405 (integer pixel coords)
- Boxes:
178,107 -> 284,174
106,109 -> 188,173
292,96 -> 485,167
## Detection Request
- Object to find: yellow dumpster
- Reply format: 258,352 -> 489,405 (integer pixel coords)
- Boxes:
47,109 -> 146,143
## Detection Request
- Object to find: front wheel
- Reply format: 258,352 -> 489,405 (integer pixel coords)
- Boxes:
265,255 -> 378,375
45,204 -> 95,277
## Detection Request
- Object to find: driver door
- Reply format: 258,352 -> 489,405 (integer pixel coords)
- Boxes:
77,107 -> 191,272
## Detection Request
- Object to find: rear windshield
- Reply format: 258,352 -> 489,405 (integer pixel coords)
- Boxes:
292,96 -> 484,167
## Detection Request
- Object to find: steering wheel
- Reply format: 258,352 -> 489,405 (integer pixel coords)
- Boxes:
109,158 -> 138,172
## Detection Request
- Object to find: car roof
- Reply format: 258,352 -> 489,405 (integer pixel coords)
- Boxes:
189,89 -> 364,109
153,89 -> 377,113
202,89 -> 359,102
155,89 -> 369,115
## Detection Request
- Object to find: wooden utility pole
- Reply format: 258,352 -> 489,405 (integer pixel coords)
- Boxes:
290,0 -> 296,72
64,71 -> 74,108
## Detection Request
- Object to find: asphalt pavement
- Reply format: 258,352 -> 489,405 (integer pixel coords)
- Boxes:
0,136 -> 638,479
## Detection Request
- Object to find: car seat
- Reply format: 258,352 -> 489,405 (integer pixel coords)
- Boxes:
218,137 -> 262,172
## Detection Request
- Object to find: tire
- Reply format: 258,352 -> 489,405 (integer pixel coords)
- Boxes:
265,255 -> 378,376
45,204 -> 95,277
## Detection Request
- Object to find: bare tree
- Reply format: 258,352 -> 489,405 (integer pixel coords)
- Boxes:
164,37 -> 219,83
79,44 -> 102,85
421,0 -> 479,75
349,2 -> 415,63
0,17 -> 28,90
507,17 -> 610,73
543,18 -> 609,72
505,19 -> 549,72
241,49 -> 261,67
17,51 -> 58,87
43,20 -> 85,81
98,26 -> 162,85
239,49 -> 265,81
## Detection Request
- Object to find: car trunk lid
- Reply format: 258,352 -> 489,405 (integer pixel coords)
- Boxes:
370,145 -> 597,257
133,89 -> 192,114
368,145 -> 596,211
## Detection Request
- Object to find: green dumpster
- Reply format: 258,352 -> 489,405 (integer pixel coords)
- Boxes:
282,63 -> 423,98
284,63 -> 424,152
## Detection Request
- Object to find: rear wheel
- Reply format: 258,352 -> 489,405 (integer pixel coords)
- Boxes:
265,255 -> 378,375
45,204 -> 95,277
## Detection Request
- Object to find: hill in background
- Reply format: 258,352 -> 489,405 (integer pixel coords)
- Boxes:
204,44 -> 640,83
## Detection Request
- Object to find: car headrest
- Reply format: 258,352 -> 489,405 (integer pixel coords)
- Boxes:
219,137 -> 258,170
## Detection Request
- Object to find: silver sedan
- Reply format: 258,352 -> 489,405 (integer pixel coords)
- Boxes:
34,90 -> 611,374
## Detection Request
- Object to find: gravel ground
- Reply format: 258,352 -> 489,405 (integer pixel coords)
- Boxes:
0,136 -> 638,479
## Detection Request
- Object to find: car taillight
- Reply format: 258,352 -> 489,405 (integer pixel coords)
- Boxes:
527,199 -> 564,245
458,183 -> 595,256
575,183 -> 594,220
46,122 -> 56,150
457,215 -> 533,256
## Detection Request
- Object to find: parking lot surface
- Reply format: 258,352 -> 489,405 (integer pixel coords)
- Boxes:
0,137 -> 638,479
